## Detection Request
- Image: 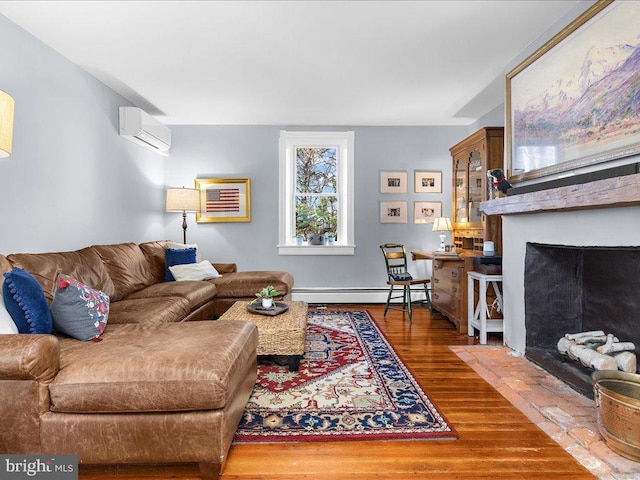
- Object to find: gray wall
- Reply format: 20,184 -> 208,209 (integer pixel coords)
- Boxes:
0,15 -> 165,255
0,9 -> 505,297
469,103 -> 505,135
165,125 -> 468,290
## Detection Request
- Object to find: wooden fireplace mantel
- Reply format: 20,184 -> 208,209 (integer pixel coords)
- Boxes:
480,172 -> 640,216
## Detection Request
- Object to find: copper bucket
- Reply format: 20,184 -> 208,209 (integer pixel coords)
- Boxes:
592,370 -> 640,462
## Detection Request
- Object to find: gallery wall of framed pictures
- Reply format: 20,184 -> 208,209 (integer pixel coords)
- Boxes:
379,169 -> 444,225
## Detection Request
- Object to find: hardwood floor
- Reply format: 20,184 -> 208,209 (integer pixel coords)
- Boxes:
80,305 -> 595,479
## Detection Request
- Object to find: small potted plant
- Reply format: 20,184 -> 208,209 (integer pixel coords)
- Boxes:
256,285 -> 279,309
326,232 -> 336,245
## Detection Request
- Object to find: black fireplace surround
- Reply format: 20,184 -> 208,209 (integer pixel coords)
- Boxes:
524,243 -> 640,398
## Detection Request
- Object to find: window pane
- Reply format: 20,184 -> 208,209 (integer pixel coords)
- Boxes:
296,147 -> 337,194
295,195 -> 338,239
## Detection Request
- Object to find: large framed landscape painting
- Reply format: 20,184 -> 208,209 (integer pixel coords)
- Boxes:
506,0 -> 640,183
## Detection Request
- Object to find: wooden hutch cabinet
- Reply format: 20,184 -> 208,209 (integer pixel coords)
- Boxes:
451,127 -> 504,255
427,127 -> 504,334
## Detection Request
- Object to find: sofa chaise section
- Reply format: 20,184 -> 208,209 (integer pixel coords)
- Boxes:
1,240 -> 296,479
0,321 -> 258,478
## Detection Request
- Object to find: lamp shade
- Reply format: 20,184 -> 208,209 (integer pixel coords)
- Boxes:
166,187 -> 200,212
432,217 -> 452,232
0,90 -> 15,158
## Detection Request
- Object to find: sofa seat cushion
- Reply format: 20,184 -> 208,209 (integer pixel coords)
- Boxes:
50,321 -> 258,413
126,281 -> 216,310
107,297 -> 190,325
207,271 -> 294,298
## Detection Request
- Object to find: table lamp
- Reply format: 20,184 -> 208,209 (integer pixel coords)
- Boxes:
166,187 -> 200,244
0,89 -> 15,158
432,217 -> 452,251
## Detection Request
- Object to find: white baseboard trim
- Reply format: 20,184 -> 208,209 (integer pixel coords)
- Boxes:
291,286 -> 430,304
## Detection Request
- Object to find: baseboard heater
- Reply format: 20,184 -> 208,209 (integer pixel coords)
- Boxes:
291,286 -> 430,304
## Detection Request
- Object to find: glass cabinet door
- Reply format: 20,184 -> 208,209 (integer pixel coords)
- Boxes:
467,150 -> 483,225
454,156 -> 467,224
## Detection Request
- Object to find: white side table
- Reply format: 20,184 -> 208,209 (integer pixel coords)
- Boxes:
467,271 -> 504,344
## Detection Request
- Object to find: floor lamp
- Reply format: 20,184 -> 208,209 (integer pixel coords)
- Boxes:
166,187 -> 200,244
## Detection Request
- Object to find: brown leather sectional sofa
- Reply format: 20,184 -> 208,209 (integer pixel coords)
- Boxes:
0,241 -> 294,479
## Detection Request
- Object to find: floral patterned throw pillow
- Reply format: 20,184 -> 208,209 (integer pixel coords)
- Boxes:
50,273 -> 109,341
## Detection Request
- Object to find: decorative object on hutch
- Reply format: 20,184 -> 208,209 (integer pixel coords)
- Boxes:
451,127 -> 503,255
432,217 -> 452,251
166,187 -> 200,244
0,89 -> 15,158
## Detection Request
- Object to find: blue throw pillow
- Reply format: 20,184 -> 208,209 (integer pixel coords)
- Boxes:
2,268 -> 53,334
390,271 -> 413,281
165,247 -> 197,282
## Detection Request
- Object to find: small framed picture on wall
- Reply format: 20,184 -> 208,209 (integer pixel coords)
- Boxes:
414,201 -> 442,224
414,171 -> 442,193
380,201 -> 408,223
380,171 -> 408,194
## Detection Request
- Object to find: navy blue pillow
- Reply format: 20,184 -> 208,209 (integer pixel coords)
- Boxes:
165,247 -> 197,282
2,268 -> 53,334
390,271 -> 413,281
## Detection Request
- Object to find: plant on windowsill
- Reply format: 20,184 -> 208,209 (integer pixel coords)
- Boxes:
306,217 -> 327,245
326,232 -> 336,245
255,285 -> 279,309
297,207 -> 336,246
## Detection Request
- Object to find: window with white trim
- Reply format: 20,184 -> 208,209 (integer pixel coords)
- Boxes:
278,131 -> 355,255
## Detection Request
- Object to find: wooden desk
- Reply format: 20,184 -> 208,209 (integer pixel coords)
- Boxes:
411,251 -> 481,334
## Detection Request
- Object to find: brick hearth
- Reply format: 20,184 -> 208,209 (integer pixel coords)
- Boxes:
450,344 -> 640,480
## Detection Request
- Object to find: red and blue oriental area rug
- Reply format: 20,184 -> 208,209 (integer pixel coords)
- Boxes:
234,310 -> 457,443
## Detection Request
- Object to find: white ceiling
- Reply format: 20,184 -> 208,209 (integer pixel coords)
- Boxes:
0,0 -> 580,126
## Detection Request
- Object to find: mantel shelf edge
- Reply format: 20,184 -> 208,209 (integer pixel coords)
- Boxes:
480,173 -> 640,216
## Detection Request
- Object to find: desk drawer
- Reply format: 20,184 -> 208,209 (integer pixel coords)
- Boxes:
432,273 -> 462,296
433,266 -> 463,295
431,289 -> 460,318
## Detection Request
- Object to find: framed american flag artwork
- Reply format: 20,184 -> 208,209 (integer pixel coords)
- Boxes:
195,178 -> 251,223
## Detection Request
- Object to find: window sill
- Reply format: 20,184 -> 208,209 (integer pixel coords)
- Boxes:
277,244 -> 355,256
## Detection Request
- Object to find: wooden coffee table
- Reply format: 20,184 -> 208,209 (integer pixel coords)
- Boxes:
218,301 -> 308,371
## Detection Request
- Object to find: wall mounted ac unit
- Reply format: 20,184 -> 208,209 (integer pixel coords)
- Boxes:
119,107 -> 171,155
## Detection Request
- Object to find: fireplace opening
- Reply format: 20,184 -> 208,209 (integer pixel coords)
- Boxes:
524,243 -> 640,398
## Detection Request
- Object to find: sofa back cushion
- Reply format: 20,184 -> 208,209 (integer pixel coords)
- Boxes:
0,254 -> 12,276
91,243 -> 154,301
138,241 -> 168,285
7,248 -> 115,303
